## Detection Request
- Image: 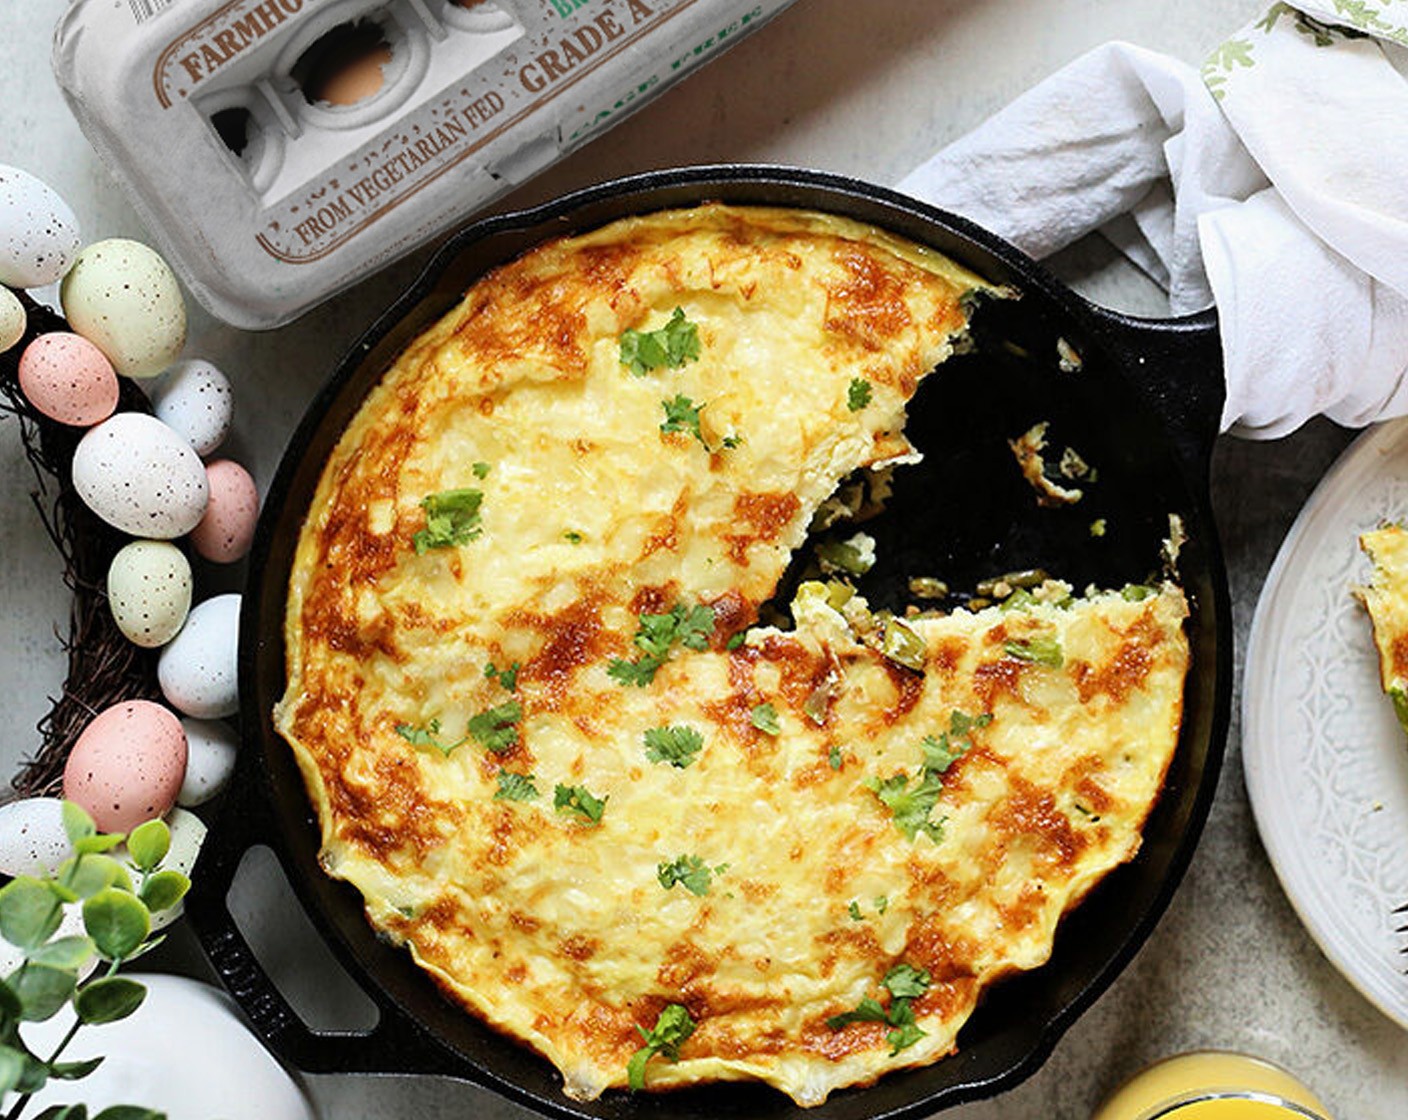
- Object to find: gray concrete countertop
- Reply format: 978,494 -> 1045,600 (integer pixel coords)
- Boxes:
2,1 -> 1404,1117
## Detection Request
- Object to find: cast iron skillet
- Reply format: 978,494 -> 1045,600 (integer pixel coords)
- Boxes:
187,165 -> 1232,1118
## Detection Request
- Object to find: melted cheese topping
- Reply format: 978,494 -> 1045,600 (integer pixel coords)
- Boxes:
276,205 -> 1189,1106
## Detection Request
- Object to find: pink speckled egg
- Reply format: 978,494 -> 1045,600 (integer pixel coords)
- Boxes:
17,332 -> 119,427
63,700 -> 187,834
190,459 -> 258,563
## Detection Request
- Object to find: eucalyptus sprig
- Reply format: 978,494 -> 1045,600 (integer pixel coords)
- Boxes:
0,802 -> 189,1120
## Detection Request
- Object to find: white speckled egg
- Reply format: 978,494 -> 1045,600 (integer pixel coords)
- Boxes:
18,331 -> 119,427
151,358 -> 233,456
0,797 -> 71,877
0,165 -> 81,288
63,700 -> 188,834
115,807 -> 206,931
0,286 -> 25,353
72,412 -> 209,538
158,594 -> 241,719
107,540 -> 193,648
191,460 -> 259,563
60,238 -> 185,378
177,718 -> 238,807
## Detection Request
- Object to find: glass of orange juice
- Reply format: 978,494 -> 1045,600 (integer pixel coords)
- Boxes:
1092,1051 -> 1333,1120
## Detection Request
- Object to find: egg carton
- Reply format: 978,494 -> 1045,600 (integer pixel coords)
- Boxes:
53,0 -> 799,330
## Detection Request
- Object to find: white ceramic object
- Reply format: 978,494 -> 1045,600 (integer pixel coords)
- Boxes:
1243,417 -> 1408,1031
13,972 -> 317,1119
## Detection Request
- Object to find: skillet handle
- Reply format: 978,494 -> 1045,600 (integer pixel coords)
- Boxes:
1076,304 -> 1224,491
184,761 -> 463,1079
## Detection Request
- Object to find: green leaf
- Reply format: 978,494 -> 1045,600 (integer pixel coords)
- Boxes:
72,834 -> 124,856
74,976 -> 146,1025
61,802 -> 96,845
826,997 -> 887,1030
885,1000 -> 926,1055
471,460 -> 491,479
28,936 -> 96,971
139,870 -> 190,914
848,901 -> 863,921
627,1003 -> 695,1090
0,878 -> 64,950
94,1108 -> 165,1120
620,307 -> 700,377
642,725 -> 703,769
412,488 -> 484,554
610,602 -> 715,687
484,660 -> 520,692
656,855 -> 714,897
125,820 -> 170,873
659,394 -> 707,447
553,784 -> 607,826
467,700 -> 523,754
0,976 -> 22,1020
750,703 -> 781,736
847,378 -> 872,411
0,1043 -> 26,1094
49,1056 -> 104,1080
394,719 -> 465,757
493,771 -> 539,803
9,963 -> 76,1022
35,1107 -> 87,1120
882,963 -> 931,1000
866,770 -> 945,843
83,888 -> 150,961
58,855 -> 132,900
828,745 -> 843,770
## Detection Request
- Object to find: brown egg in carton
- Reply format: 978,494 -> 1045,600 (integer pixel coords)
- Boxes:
53,0 -> 799,329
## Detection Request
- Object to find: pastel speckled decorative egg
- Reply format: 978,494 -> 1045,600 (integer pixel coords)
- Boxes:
59,238 -> 186,378
0,797 -> 71,877
63,700 -> 188,834
107,539 -> 193,648
17,331 -> 119,426
158,593 -> 241,719
176,718 -> 238,807
0,164 -> 81,288
72,412 -> 209,537
191,460 -> 259,563
151,358 -> 233,456
0,286 -> 25,353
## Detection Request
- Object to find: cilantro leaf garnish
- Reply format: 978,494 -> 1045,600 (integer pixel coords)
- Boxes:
828,745 -> 843,770
1003,635 -> 1064,668
472,461 -> 491,479
656,854 -> 718,897
494,771 -> 539,802
866,770 -> 945,843
874,895 -> 888,914
564,530 -> 583,544
827,962 -> 931,1055
750,702 -> 781,736
847,378 -> 873,412
660,394 -> 706,446
554,783 -> 607,825
921,711 -> 991,774
412,488 -> 483,554
848,901 -> 863,921
394,719 -> 465,757
484,660 -> 519,692
725,631 -> 747,651
620,307 -> 701,378
643,724 -> 704,769
609,602 -> 716,687
627,1003 -> 696,1091
467,700 -> 522,753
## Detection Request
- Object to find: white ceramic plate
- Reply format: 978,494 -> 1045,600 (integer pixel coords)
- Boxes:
1244,418 -> 1408,1029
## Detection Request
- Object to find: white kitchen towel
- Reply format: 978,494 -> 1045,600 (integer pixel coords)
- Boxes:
897,2 -> 1408,438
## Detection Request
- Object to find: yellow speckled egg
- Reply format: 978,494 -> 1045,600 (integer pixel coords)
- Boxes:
0,287 -> 25,353
60,238 -> 186,379
17,331 -> 119,426
63,700 -> 187,834
107,539 -> 193,648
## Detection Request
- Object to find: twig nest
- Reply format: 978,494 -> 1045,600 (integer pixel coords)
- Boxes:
63,699 -> 188,833
107,539 -> 193,648
150,357 -> 234,456
191,459 -> 259,562
72,412 -> 210,537
0,164 -> 81,288
0,797 -> 71,877
158,593 -> 241,719
59,237 -> 186,378
0,286 -> 25,352
176,718 -> 238,807
17,330 -> 119,426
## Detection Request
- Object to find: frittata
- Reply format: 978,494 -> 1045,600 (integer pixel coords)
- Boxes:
1358,523 -> 1408,736
274,204 -> 1190,1105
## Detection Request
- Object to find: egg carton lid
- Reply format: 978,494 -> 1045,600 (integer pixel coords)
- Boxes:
52,0 -> 799,330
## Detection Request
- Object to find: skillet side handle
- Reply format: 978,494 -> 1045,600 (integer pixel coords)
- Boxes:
184,765 -> 463,1079
1078,304 -> 1224,491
